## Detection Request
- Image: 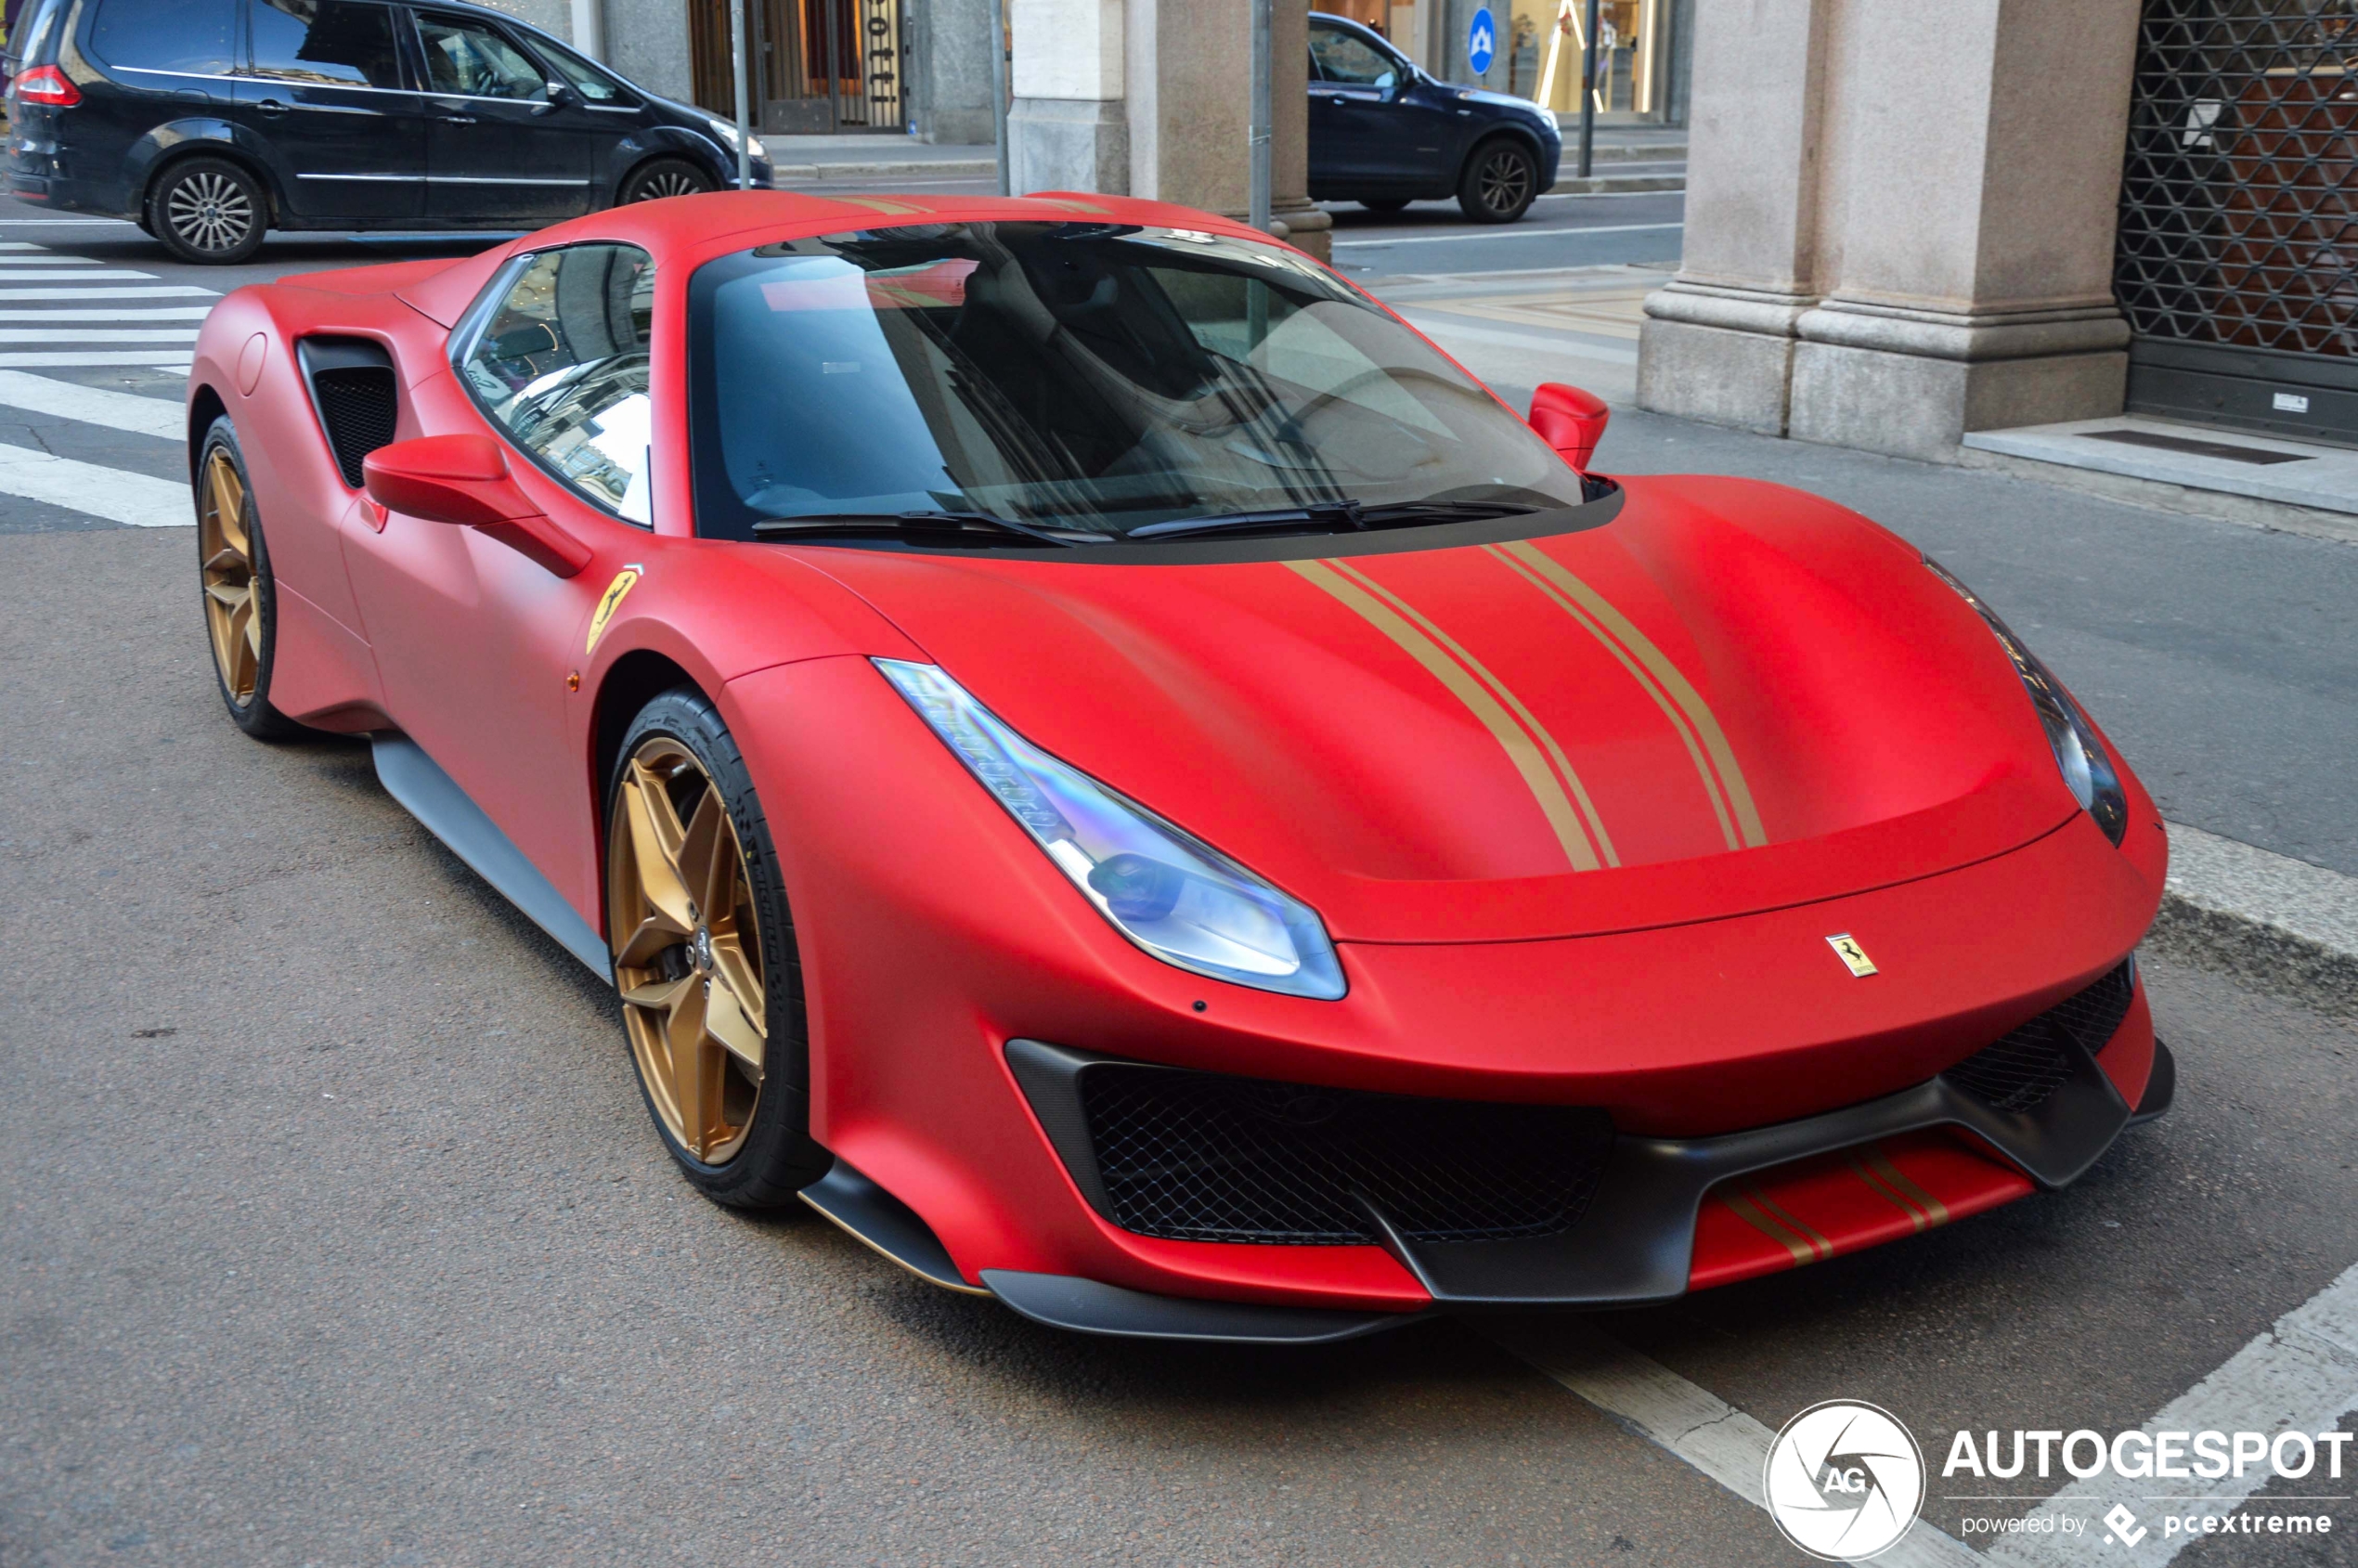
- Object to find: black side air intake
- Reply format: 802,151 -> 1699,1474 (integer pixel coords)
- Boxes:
296,337 -> 397,489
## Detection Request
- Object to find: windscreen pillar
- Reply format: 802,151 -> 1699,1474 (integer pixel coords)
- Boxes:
1007,0 -> 1131,194
1639,0 -> 2141,460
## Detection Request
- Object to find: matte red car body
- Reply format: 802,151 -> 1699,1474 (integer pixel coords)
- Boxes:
190,190 -> 2168,1318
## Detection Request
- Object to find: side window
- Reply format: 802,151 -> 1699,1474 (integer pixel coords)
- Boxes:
1309,23 -> 1398,88
87,0 -> 234,74
533,38 -> 631,105
463,245 -> 656,524
245,0 -> 404,88
414,13 -> 546,98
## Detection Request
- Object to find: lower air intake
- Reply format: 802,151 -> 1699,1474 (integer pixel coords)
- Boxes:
1077,1065 -> 1613,1246
1944,960 -> 2137,1115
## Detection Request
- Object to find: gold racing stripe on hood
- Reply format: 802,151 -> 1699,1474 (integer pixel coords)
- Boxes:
1488,539 -> 1768,851
1286,557 -> 1614,873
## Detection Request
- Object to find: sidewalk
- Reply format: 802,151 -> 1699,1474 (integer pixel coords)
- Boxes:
763,136 -> 996,182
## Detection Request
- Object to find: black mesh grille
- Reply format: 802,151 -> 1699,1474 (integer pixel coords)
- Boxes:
313,367 -> 397,489
1078,1066 -> 1613,1246
1946,962 -> 2137,1115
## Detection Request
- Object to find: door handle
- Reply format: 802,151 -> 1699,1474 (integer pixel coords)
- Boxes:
439,113 -> 476,124
255,97 -> 289,115
1329,95 -> 1347,105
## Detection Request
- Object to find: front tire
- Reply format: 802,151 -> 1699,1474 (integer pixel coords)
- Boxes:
1457,138 -> 1539,224
618,158 -> 719,203
607,688 -> 827,1209
149,158 -> 267,265
195,418 -> 303,739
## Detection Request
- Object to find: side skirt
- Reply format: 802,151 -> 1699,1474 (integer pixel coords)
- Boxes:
369,732 -> 613,980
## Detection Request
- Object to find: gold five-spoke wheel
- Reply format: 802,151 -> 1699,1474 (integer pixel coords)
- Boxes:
200,445 -> 260,706
609,736 -> 768,1164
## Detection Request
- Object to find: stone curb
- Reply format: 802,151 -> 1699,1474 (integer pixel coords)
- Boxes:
2148,821 -> 2358,1017
1545,172 -> 1686,195
771,159 -> 998,182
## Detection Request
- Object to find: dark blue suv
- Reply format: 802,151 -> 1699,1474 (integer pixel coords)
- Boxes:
3,0 -> 774,264
1308,11 -> 1561,223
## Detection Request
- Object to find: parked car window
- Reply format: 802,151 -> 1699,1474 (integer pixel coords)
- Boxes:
1310,23 -> 1398,88
531,37 -> 630,104
415,13 -> 546,99
245,0 -> 404,88
462,246 -> 657,524
86,0 -> 234,75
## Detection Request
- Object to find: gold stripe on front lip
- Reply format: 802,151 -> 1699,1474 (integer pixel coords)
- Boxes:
1863,1145 -> 1951,1227
1748,1183 -> 1834,1260
1846,1152 -> 1931,1233
1286,557 -> 1612,872
1491,538 -> 1768,850
1719,1187 -> 1817,1267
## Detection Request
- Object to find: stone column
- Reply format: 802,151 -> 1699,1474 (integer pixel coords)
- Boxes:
1639,0 -> 2142,461
913,0 -> 998,145
1007,0 -> 1130,193
1635,0 -> 1833,434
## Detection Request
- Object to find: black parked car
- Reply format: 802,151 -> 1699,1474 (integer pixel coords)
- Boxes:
1307,11 -> 1560,223
3,0 -> 774,263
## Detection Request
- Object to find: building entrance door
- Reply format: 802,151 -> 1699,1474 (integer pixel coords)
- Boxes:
690,0 -> 903,136
2117,1 -> 2358,445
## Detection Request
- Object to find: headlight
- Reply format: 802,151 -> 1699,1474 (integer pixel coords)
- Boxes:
875,660 -> 1348,1000
706,117 -> 766,162
1925,559 -> 2127,846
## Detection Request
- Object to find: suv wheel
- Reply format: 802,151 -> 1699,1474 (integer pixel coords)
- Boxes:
619,158 -> 718,203
1457,139 -> 1539,224
149,158 -> 267,265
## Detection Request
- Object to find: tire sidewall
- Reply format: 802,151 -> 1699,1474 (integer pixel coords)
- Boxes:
608,688 -> 824,1207
149,158 -> 267,266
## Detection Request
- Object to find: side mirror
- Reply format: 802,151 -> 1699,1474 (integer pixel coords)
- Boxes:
362,434 -> 592,577
1528,382 -> 1609,472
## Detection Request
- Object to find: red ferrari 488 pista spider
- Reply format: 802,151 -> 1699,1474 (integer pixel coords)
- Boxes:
187,191 -> 2172,1342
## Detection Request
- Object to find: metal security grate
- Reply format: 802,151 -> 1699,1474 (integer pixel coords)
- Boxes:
1078,1067 -> 1614,1246
2116,1 -> 2358,438
1946,961 -> 2138,1115
312,367 -> 397,490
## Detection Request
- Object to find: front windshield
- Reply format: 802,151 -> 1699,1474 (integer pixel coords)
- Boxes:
686,221 -> 1591,541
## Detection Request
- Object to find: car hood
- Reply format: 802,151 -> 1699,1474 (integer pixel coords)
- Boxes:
794,475 -> 2083,943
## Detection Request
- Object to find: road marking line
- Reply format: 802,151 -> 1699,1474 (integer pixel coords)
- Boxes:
1985,1261 -> 2358,1566
0,328 -> 202,343
0,217 -> 140,225
0,307 -> 213,321
0,352 -> 205,368
0,370 -> 184,439
0,255 -> 103,266
0,268 -> 162,282
1332,221 -> 1684,250
0,440 -> 188,525
1486,1318 -> 1980,1566
0,286 -> 215,301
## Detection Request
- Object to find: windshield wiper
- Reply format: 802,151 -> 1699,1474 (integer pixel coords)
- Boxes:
1124,498 -> 1539,542
752,510 -> 1096,549
1125,502 -> 1367,540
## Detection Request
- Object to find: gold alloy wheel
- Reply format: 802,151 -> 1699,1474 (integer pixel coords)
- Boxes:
609,737 -> 767,1163
199,445 -> 260,706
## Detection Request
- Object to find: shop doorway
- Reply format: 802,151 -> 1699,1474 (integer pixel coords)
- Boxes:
691,0 -> 905,135
2116,0 -> 2358,444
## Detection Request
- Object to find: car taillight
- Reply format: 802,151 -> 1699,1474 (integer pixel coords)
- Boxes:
13,67 -> 81,107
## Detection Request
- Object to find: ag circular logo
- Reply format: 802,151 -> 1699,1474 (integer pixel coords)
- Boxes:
1762,1400 -> 1925,1561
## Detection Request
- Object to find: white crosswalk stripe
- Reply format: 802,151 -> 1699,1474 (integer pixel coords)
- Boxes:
0,241 -> 213,526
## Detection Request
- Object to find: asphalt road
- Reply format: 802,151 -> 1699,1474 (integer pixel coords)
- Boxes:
2,187 -> 2353,1568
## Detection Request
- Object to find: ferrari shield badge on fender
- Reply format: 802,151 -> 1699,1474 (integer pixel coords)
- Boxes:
586,568 -> 640,654
1827,934 -> 1879,978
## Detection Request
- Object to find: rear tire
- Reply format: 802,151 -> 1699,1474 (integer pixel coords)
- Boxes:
194,418 -> 304,739
1457,138 -> 1539,224
149,158 -> 267,265
607,688 -> 828,1210
618,158 -> 719,203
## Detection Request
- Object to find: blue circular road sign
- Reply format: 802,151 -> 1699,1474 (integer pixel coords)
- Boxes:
1467,6 -> 1496,75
